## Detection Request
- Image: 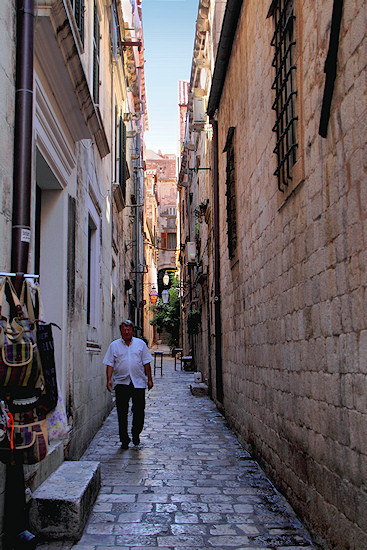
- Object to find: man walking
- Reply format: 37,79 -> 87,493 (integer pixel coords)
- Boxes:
103,320 -> 153,449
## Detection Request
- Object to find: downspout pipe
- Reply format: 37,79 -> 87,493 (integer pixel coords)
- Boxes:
11,0 -> 35,274
5,3 -> 35,547
211,120 -> 223,404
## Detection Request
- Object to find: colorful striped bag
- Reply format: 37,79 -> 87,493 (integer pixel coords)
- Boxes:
0,278 -> 45,412
0,415 -> 48,465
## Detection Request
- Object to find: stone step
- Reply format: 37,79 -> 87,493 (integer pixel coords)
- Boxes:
29,461 -> 100,541
190,382 -> 209,396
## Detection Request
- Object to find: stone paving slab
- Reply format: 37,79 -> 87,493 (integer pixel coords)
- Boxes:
36,358 -> 318,550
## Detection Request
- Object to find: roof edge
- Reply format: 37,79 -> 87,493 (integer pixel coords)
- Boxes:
207,0 -> 244,119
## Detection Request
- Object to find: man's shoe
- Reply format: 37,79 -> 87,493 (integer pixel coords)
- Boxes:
132,435 -> 140,446
120,439 -> 130,449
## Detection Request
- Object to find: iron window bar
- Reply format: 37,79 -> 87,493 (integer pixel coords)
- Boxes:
271,43 -> 296,87
271,9 -> 295,48
71,0 -> 85,47
272,90 -> 297,127
224,129 -> 237,260
270,0 -> 298,192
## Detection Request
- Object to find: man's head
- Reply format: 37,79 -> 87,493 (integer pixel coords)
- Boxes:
120,320 -> 134,343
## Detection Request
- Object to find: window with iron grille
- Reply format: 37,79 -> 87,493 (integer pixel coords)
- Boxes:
269,0 -> 298,192
93,0 -> 100,104
115,109 -> 127,203
223,127 -> 237,260
71,0 -> 85,46
161,233 -> 176,250
167,233 -> 177,250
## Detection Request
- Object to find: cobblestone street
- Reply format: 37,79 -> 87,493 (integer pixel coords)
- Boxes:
38,357 -> 317,550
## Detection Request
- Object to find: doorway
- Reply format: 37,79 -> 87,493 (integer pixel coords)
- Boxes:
35,148 -> 66,395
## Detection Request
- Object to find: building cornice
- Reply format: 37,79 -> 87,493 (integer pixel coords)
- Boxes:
207,0 -> 244,119
36,0 -> 110,158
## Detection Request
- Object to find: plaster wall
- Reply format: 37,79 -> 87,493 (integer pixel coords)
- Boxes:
66,139 -> 114,459
215,1 -> 366,548
0,0 -> 144,545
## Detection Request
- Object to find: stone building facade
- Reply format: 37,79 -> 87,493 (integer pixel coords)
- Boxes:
0,0 -> 147,545
143,168 -> 159,346
178,0 -> 225,361
180,0 -> 366,548
146,150 -> 178,299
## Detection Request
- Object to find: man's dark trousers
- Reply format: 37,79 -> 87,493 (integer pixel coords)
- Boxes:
115,383 -> 146,445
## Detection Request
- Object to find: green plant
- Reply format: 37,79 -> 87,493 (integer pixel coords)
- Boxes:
194,199 -> 208,220
187,308 -> 201,335
150,275 -> 180,347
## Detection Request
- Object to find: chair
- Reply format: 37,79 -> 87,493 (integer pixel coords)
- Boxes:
153,351 -> 163,376
173,348 -> 183,371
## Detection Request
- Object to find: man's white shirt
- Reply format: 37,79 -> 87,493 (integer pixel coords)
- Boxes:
103,337 -> 153,389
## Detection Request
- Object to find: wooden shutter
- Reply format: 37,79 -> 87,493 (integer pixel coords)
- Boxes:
93,1 -> 100,104
115,106 -> 118,184
161,233 -> 167,250
119,118 -> 126,202
74,0 -> 85,46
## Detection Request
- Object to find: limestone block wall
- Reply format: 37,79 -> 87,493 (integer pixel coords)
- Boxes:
215,1 -> 366,548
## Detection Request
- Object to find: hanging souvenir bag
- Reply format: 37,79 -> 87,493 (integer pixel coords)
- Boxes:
0,398 -> 15,464
22,281 -> 59,417
0,277 -> 45,413
0,414 -> 48,465
46,381 -> 68,442
0,398 -> 14,446
35,321 -> 59,416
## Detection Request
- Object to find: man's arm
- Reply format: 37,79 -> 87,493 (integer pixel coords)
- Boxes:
106,365 -> 113,392
144,363 -> 154,390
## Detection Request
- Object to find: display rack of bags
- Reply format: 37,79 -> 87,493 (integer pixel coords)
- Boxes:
0,276 -> 59,465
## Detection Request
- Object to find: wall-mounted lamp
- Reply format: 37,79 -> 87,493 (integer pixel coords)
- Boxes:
162,272 -> 170,286
149,287 -> 158,304
161,289 -> 169,304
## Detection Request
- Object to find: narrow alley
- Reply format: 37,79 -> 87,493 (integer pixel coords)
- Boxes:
37,357 -> 316,550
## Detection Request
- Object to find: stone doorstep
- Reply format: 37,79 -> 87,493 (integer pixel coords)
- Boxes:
190,382 -> 209,396
24,440 -> 64,495
29,461 -> 101,541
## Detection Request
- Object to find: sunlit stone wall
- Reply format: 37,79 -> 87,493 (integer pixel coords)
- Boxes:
214,1 -> 366,549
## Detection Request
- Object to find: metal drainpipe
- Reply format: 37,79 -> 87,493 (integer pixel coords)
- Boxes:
134,130 -> 142,333
5,2 -> 36,547
11,0 -> 34,274
211,119 -> 224,403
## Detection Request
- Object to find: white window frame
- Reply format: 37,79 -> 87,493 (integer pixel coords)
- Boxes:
87,194 -> 101,328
